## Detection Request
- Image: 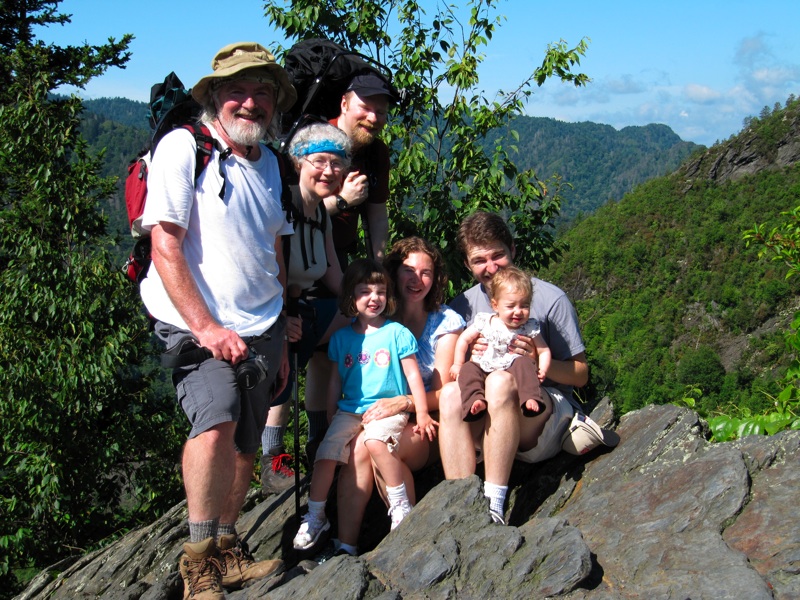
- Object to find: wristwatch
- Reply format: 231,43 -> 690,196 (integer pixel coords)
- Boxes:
335,195 -> 349,212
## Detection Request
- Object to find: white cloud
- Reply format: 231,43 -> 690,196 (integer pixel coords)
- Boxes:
684,84 -> 722,104
750,65 -> 800,86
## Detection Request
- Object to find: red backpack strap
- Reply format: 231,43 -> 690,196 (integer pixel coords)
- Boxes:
189,123 -> 215,179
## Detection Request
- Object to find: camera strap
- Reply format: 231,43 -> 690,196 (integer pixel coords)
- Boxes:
160,336 -> 212,369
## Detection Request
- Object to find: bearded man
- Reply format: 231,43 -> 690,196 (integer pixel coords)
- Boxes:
140,42 -> 296,598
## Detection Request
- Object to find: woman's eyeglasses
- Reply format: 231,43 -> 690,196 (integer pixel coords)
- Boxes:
305,158 -> 346,173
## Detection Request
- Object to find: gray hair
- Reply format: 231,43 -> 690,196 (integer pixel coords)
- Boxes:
287,122 -> 352,170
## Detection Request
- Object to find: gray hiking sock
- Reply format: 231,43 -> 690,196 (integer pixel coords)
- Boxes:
261,425 -> 286,456
188,518 -> 219,543
217,522 -> 236,538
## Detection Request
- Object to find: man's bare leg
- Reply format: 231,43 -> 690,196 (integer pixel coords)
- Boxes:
265,401 -> 290,428
220,451 -> 257,525
482,370 -> 520,488
438,381 -> 479,479
183,422 -> 237,522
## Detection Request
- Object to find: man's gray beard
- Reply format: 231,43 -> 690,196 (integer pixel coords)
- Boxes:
221,114 -> 268,146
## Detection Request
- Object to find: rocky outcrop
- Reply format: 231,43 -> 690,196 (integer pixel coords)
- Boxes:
680,108 -> 800,187
16,401 -> 800,599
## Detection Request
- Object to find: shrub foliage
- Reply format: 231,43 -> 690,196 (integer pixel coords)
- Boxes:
0,2 -> 183,587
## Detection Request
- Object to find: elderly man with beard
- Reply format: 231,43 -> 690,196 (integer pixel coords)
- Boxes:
140,42 -> 296,599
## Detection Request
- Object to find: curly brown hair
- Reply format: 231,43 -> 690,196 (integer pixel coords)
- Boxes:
338,258 -> 397,318
383,237 -> 448,313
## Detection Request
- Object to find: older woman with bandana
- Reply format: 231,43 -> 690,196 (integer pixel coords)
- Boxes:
260,123 -> 355,492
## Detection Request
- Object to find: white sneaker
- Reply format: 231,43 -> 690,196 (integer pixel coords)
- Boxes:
388,499 -> 412,530
293,512 -> 330,550
489,508 -> 506,525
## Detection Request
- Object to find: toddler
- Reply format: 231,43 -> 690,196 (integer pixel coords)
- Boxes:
293,259 -> 437,551
450,266 -> 551,421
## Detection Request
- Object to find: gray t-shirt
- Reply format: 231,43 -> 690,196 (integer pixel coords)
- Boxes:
449,277 -> 585,399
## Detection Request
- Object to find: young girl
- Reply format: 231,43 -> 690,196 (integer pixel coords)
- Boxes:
450,266 -> 552,422
293,259 -> 438,551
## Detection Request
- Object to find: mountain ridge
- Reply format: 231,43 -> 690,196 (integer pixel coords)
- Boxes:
80,96 -> 702,229
542,96 -> 800,416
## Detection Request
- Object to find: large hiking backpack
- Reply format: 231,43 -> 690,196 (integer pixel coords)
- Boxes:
123,72 -> 217,283
280,38 -> 399,151
123,72 -> 295,284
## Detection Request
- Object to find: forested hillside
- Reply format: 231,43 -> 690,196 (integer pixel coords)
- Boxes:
80,97 -> 700,233
506,118 -> 701,223
542,96 -> 800,417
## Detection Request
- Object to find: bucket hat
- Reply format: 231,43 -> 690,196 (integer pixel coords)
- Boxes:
192,42 -> 297,112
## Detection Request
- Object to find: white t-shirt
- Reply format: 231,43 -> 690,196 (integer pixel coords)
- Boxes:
140,125 -> 293,336
470,312 -> 541,372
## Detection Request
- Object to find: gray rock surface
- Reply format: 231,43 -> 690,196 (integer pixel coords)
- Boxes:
16,400 -> 800,599
680,108 -> 800,187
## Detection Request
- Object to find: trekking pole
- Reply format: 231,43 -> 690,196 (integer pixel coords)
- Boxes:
361,205 -> 374,260
287,285 -> 303,523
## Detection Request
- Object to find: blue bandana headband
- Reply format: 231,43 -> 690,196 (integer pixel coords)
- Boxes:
292,140 -> 348,158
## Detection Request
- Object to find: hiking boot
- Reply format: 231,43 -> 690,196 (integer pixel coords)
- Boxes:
217,534 -> 284,589
260,453 -> 295,494
293,512 -> 330,550
388,499 -> 412,530
179,537 -> 224,599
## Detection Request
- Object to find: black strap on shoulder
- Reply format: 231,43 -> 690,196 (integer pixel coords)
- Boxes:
261,144 -> 298,277
264,144 -> 297,224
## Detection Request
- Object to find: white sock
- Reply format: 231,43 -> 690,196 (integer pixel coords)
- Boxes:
484,481 -> 508,514
307,499 -> 326,520
386,482 -> 409,506
339,542 -> 358,556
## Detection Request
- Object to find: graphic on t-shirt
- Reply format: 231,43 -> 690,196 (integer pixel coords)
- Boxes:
374,348 -> 391,367
358,351 -> 370,365
344,354 -> 354,368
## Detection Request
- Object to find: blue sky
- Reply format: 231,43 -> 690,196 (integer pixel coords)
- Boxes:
37,0 -> 800,146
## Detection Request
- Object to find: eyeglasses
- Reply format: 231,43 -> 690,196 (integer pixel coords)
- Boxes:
304,157 -> 346,173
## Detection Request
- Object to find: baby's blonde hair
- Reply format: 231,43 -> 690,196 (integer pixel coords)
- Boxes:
487,266 -> 532,303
